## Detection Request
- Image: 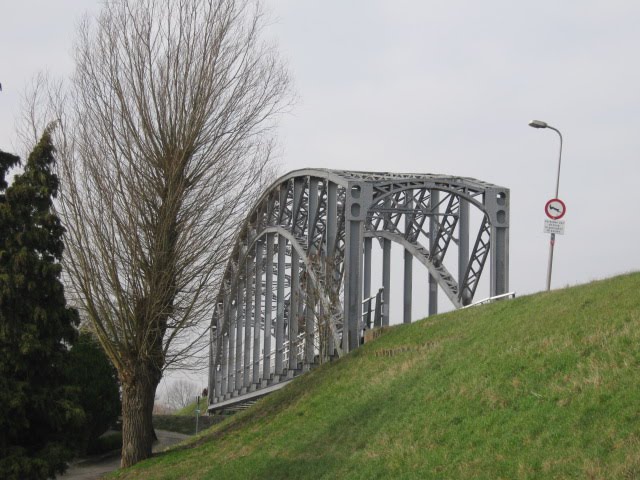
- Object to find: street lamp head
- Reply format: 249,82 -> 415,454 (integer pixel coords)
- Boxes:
529,119 -> 548,129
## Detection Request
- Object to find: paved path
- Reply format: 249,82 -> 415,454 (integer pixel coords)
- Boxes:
59,430 -> 190,480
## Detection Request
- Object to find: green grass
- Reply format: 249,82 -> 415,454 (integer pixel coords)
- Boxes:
112,273 -> 640,479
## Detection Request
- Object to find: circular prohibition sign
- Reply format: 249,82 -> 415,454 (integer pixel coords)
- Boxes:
545,198 -> 566,220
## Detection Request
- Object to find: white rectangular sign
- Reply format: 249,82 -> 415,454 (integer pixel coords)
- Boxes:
544,219 -> 565,235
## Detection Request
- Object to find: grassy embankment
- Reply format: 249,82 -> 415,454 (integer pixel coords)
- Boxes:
113,273 -> 640,479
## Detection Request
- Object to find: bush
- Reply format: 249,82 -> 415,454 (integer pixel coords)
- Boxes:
86,432 -> 122,456
66,331 -> 121,453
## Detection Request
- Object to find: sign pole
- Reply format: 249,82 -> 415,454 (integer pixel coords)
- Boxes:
546,233 -> 555,291
543,199 -> 565,291
529,120 -> 564,292
195,395 -> 200,435
546,127 -> 563,291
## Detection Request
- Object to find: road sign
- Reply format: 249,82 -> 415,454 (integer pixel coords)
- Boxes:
545,198 -> 566,220
544,218 -> 565,235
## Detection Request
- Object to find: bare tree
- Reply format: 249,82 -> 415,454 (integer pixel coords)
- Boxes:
25,0 -> 290,467
166,379 -> 199,410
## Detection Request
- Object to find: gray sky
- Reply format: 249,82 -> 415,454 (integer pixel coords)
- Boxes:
2,1 -> 639,321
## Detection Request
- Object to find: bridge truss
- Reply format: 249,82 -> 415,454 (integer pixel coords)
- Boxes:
208,169 -> 509,410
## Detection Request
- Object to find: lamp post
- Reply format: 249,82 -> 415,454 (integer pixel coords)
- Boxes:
529,119 -> 563,291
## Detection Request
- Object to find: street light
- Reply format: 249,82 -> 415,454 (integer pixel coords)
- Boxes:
529,119 -> 563,291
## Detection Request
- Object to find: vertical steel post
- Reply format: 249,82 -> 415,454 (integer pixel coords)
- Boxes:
305,178 -> 318,368
326,182 -> 337,356
403,195 -> 413,324
210,310 -> 218,402
235,272 -> 244,392
382,196 -> 391,326
488,189 -> 510,296
227,292 -> 236,396
288,178 -> 303,370
429,190 -> 439,316
263,233 -> 274,381
215,309 -> 224,401
344,219 -> 363,350
403,251 -> 412,324
253,239 -> 263,385
208,318 -> 215,402
275,235 -> 285,375
244,248 -> 253,390
290,247 -> 300,370
298,278 -> 304,365
458,197 -> 470,303
344,182 -> 369,351
491,226 -> 509,296
363,236 -> 372,327
220,324 -> 228,398
327,182 -> 337,258
382,239 -> 391,326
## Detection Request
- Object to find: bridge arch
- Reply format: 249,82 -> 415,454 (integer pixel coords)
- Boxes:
209,170 -> 509,408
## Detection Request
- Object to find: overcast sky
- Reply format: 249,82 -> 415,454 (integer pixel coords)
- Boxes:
2,1 -> 639,363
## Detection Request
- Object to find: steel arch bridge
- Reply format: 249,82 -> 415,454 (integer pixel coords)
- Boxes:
208,169 -> 509,410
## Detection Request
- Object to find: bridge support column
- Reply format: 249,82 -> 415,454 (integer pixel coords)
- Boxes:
227,294 -> 236,397
290,247 -> 300,371
344,218 -> 363,351
253,240 -> 263,386
363,237 -> 372,328
214,307 -> 224,402
276,235 -> 286,376
488,189 -> 510,296
209,312 -> 217,402
382,195 -> 391,327
326,181 -> 337,357
429,190 -> 439,316
344,182 -> 371,351
403,250 -> 412,324
403,196 -> 413,324
381,239 -> 391,327
220,317 -> 228,399
235,273 -> 244,393
244,249 -> 254,391
221,294 -> 230,399
305,178 -> 318,370
490,226 -> 509,296
263,234 -> 274,382
288,179 -> 304,372
458,197 -> 470,297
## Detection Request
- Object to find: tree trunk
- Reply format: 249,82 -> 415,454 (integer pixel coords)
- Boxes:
120,363 -> 161,468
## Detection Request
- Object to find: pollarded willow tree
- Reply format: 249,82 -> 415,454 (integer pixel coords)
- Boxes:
48,0 -> 290,467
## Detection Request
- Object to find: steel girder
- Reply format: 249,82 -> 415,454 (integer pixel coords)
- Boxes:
208,169 -> 509,409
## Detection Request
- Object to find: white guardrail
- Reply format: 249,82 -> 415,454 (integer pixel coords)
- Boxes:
462,291 -> 516,309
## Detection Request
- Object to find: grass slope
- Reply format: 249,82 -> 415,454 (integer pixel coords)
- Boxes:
113,273 -> 640,479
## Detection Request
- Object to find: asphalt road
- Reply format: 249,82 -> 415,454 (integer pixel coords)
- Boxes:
59,430 -> 190,480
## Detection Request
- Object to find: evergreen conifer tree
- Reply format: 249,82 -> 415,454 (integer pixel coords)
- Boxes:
0,132 -> 82,479
66,330 -> 121,453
